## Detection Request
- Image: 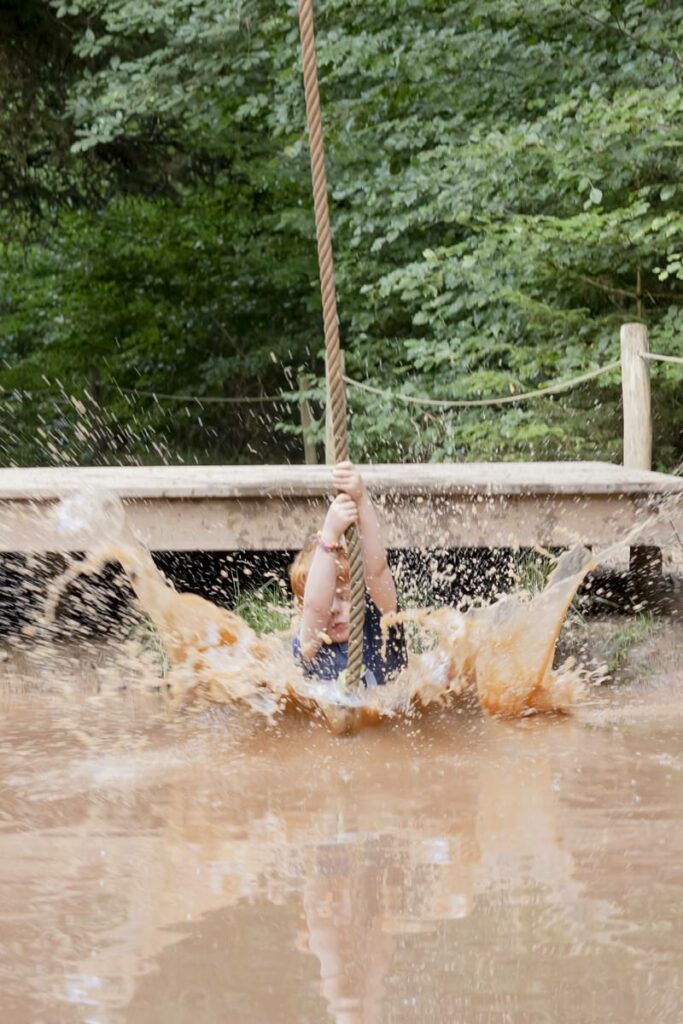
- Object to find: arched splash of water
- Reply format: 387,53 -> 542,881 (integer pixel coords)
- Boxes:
49,490 -> 597,733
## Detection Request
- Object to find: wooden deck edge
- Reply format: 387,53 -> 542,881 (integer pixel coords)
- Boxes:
0,462 -> 680,501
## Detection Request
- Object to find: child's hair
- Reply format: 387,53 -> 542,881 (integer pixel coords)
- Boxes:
289,536 -> 351,605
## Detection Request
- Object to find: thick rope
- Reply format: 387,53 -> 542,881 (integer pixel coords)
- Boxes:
297,0 -> 365,691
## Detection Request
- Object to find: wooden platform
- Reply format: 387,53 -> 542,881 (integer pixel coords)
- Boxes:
0,462 -> 680,553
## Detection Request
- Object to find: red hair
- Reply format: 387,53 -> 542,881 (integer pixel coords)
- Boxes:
289,537 -> 350,605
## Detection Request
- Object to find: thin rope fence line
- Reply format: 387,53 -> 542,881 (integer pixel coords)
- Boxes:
343,360 -> 622,409
642,352 -> 683,366
114,386 -> 286,405
0,388 -> 73,406
0,361 -> 622,408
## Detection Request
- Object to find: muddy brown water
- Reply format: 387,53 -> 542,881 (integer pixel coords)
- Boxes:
2,490 -> 682,1021
1,642 -> 682,1024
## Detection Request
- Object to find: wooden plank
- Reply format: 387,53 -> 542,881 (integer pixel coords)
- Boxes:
0,461 -> 680,498
0,462 -> 680,553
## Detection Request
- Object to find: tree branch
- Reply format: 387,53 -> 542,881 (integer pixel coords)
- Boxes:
566,1 -> 683,70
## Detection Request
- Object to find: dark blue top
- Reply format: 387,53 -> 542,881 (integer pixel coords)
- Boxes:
293,595 -> 407,687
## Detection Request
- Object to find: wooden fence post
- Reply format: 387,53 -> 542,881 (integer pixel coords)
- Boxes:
297,375 -> 318,465
620,322 -> 661,596
620,322 -> 652,471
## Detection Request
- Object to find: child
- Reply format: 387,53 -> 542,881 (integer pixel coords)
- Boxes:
290,461 -> 407,687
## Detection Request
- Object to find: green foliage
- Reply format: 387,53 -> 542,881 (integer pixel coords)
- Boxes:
511,550 -> 555,597
129,612 -> 169,677
0,1 -> 82,227
604,612 -> 658,674
233,581 -> 293,635
0,184 -> 313,464
0,0 -> 682,467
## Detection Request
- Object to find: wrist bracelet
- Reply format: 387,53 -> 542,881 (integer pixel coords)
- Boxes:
314,532 -> 340,554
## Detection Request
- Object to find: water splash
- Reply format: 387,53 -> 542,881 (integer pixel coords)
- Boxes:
48,490 -> 596,732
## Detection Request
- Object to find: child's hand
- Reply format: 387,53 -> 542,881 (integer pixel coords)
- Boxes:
322,494 -> 357,544
332,460 -> 366,502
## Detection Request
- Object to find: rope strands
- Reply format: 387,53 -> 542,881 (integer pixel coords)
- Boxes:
109,353 -> 672,411
7,353 -> 669,409
115,387 -> 287,405
108,358 -> 622,408
343,361 -> 623,409
297,0 -> 365,693
642,352 -> 683,366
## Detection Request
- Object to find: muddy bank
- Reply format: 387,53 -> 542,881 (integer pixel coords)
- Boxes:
558,611 -> 683,686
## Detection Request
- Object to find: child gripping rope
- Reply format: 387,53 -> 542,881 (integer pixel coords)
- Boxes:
290,461 -> 407,688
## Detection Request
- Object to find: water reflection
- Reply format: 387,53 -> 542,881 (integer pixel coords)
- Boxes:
1,655 -> 683,1023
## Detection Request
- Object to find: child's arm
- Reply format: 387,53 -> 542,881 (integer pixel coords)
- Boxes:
332,461 -> 398,614
299,494 -> 357,660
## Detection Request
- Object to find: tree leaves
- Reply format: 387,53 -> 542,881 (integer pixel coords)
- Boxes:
0,0 -> 681,468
